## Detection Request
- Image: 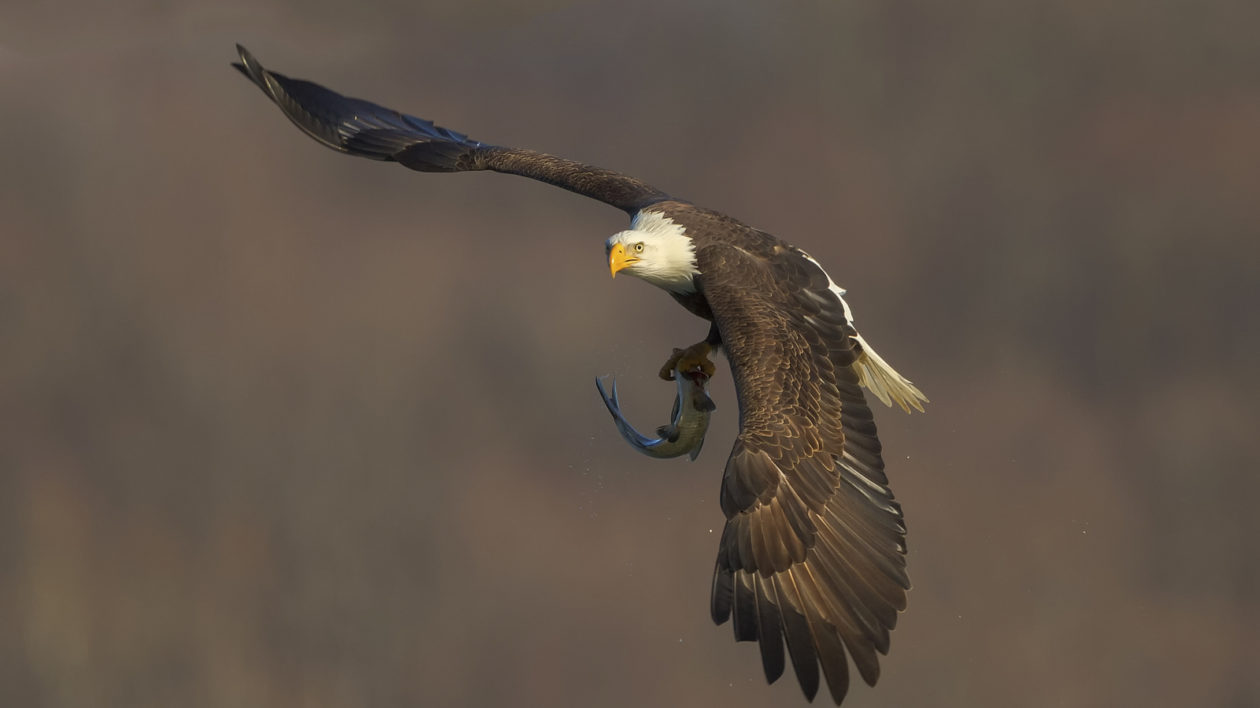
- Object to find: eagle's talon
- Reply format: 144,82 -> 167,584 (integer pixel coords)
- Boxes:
658,347 -> 685,380
663,341 -> 715,382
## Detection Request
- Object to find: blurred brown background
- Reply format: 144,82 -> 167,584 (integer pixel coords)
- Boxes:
2,1 -> 1257,706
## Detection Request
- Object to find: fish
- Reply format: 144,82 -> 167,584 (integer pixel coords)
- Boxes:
596,365 -> 716,461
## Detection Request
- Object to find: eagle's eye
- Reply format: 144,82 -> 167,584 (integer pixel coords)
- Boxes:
634,242 -> 644,253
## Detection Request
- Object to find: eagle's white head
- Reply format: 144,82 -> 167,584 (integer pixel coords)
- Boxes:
606,211 -> 699,294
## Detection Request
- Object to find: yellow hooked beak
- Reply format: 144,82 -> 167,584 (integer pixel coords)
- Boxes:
609,242 -> 638,278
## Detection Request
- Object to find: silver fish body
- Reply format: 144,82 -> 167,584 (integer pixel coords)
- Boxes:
596,369 -> 715,461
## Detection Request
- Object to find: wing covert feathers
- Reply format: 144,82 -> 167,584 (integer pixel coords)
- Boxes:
682,207 -> 912,705
232,45 -> 669,214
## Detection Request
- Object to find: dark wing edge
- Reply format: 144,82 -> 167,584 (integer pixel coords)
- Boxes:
231,45 -> 669,214
701,240 -> 910,705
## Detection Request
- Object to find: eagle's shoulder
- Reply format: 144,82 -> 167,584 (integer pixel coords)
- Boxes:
642,204 -> 796,290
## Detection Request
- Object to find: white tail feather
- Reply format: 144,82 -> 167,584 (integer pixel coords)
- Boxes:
852,333 -> 928,413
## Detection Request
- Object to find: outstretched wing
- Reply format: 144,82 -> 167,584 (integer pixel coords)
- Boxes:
699,234 -> 910,705
232,45 -> 670,215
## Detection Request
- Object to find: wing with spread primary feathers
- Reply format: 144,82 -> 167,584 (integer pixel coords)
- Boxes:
232,45 -> 670,215
698,234 -> 910,705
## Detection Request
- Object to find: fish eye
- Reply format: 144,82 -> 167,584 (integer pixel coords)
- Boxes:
634,242 -> 644,253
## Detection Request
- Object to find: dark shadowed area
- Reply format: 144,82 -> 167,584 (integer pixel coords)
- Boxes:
3,1 -> 1257,706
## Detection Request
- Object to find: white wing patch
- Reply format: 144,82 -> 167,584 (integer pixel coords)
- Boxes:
797,250 -> 928,413
796,248 -> 852,319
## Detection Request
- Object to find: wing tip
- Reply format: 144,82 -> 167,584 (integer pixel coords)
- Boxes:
710,563 -> 733,626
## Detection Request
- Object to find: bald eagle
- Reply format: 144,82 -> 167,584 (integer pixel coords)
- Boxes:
233,45 -> 927,705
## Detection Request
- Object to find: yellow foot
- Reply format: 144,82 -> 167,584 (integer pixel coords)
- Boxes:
658,341 -> 716,381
